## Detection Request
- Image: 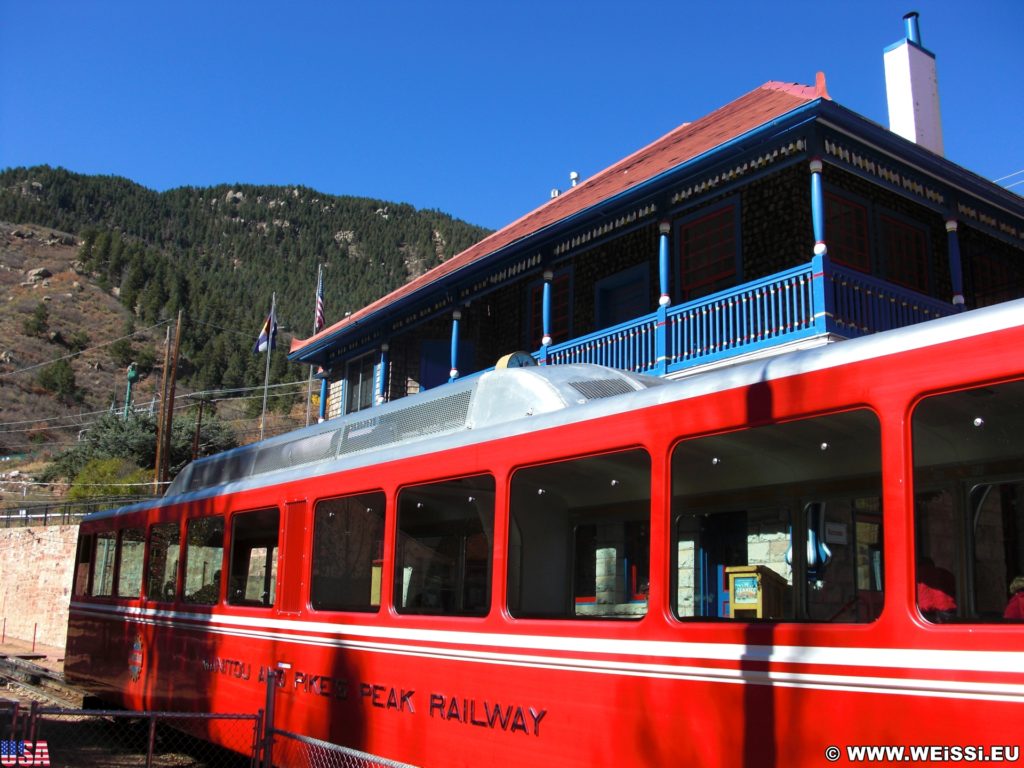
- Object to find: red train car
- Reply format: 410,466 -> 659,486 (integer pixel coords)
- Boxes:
66,301 -> 1024,767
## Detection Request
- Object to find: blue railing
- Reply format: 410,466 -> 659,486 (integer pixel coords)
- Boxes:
826,265 -> 953,338
544,314 -> 658,371
538,255 -> 954,375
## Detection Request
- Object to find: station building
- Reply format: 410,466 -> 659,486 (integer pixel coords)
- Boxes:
289,14 -> 1024,421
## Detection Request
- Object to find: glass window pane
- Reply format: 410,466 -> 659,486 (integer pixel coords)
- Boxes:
91,531 -> 116,597
74,534 -> 93,597
672,410 -> 882,622
228,508 -> 279,607
395,476 -> 494,616
508,450 -> 651,620
912,381 -> 1024,622
116,528 -> 145,598
147,522 -> 180,601
183,516 -> 224,605
311,492 -> 385,612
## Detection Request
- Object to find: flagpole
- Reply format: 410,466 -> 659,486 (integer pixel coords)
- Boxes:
259,292 -> 275,441
305,264 -> 322,426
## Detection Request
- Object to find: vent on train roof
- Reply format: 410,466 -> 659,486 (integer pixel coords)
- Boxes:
338,389 -> 473,457
568,378 -> 637,400
166,364 -> 662,498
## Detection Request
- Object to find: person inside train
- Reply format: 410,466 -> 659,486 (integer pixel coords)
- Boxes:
916,556 -> 957,622
1004,576 -> 1024,620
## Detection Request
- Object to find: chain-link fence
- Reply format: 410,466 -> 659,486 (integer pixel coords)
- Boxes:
267,728 -> 416,768
3,703 -> 260,767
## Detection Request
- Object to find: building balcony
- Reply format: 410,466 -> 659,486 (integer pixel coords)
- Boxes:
537,254 -> 954,377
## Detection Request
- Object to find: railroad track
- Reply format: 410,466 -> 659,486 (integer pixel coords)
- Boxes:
0,655 -> 84,708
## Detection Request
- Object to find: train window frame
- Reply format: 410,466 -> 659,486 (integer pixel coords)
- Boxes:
182,516 -> 225,606
73,533 -> 94,597
146,521 -> 181,602
394,475 -> 495,617
507,448 -> 652,621
310,491 -> 386,614
227,508 -> 279,608
911,380 -> 1024,624
90,530 -> 117,597
116,527 -> 145,599
670,409 -> 884,623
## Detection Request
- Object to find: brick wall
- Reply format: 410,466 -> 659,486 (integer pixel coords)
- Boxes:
0,525 -> 78,649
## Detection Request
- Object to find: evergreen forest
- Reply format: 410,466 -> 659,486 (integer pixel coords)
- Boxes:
0,165 -> 491,394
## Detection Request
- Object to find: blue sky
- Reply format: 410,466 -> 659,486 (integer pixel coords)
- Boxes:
1,0 -> 1021,230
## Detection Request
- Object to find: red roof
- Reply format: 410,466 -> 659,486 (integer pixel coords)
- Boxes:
291,79 -> 823,355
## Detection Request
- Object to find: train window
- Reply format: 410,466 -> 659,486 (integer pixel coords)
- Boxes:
508,450 -> 651,619
91,530 -> 117,597
116,528 -> 145,598
73,533 -> 93,597
671,410 -> 882,622
395,476 -> 494,616
311,492 -> 385,612
147,522 -> 180,601
228,508 -> 279,607
183,516 -> 225,605
912,380 -> 1024,623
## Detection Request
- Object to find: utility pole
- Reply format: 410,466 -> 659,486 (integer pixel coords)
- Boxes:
159,310 -> 184,488
153,326 -> 172,495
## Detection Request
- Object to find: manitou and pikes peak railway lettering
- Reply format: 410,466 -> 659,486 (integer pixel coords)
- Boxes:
200,657 -> 547,736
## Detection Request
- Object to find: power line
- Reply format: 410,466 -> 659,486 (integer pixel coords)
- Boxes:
994,168 -> 1024,182
0,318 -> 174,380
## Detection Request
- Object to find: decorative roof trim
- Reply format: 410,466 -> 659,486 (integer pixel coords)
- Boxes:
671,139 -> 807,204
552,203 -> 659,257
824,136 -> 946,207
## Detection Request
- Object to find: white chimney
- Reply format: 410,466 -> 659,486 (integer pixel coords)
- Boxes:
884,11 -> 944,155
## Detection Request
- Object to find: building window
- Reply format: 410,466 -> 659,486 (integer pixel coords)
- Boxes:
970,251 -> 1015,308
183,516 -> 224,605
879,214 -> 929,293
825,192 -> 870,272
311,492 -> 386,612
228,508 -> 279,607
394,475 -> 494,616
345,353 -> 377,414
678,204 -> 738,301
528,272 -> 571,347
595,264 -> 650,329
508,450 -> 651,620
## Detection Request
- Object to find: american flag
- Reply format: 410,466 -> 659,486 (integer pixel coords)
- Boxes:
313,265 -> 325,333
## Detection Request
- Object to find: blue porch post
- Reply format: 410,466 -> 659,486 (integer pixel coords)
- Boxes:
656,221 -> 672,374
945,219 -> 965,311
375,343 -> 389,404
540,270 -> 553,365
809,158 -> 833,334
449,310 -> 461,382
658,221 -> 672,307
317,370 -> 329,421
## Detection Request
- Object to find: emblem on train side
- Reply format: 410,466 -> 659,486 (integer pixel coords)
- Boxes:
128,634 -> 145,682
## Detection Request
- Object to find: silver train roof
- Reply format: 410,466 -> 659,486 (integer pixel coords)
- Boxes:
86,298 -> 1024,521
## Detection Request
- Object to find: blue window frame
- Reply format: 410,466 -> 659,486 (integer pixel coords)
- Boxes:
676,199 -> 741,302
595,264 -> 650,329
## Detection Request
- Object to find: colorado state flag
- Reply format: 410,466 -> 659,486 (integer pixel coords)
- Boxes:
253,307 -> 277,354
